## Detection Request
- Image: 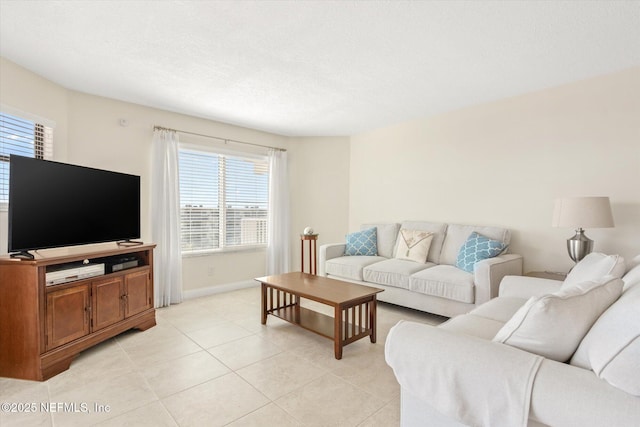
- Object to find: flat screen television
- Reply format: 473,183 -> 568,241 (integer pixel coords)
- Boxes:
8,155 -> 141,258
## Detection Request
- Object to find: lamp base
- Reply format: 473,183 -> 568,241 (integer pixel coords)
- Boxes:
567,228 -> 593,263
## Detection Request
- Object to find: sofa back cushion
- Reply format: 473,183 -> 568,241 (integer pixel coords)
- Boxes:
399,221 -> 447,263
562,252 -> 626,288
570,263 -> 640,396
440,224 -> 510,266
493,276 -> 623,362
361,223 -> 400,259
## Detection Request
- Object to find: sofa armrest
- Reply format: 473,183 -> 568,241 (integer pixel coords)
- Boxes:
498,275 -> 562,298
386,320 -> 542,427
319,243 -> 345,276
530,359 -> 640,427
473,254 -> 523,305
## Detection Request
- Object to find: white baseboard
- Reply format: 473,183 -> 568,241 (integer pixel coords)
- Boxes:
182,279 -> 258,300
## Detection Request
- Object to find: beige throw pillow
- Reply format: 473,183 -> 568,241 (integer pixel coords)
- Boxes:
493,276 -> 624,362
562,253 -> 625,288
394,229 -> 433,264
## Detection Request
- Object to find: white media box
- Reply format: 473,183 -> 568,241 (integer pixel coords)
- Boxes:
45,263 -> 105,286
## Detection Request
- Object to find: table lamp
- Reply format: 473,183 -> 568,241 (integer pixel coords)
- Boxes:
552,196 -> 614,263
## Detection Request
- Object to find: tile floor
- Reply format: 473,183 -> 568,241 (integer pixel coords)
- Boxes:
0,286 -> 446,427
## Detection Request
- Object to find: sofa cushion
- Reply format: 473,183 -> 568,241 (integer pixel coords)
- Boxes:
325,256 -> 387,281
361,223 -> 400,259
493,276 -> 624,362
469,297 -> 528,323
394,229 -> 433,264
409,265 -> 475,304
439,224 -> 510,266
562,252 -> 626,288
570,265 -> 640,396
363,258 -> 434,290
439,314 -> 505,340
455,232 -> 508,273
345,227 -> 377,256
399,221 -> 448,264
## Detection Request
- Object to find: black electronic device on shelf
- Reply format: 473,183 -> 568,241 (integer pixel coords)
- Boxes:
95,255 -> 140,273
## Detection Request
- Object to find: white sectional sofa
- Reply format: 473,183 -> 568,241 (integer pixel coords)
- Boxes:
319,221 -> 523,317
386,253 -> 640,427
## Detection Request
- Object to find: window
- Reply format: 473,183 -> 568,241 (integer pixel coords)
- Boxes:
179,146 -> 269,254
0,111 -> 54,208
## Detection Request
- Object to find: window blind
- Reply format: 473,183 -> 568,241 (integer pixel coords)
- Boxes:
179,147 -> 269,254
0,112 -> 54,205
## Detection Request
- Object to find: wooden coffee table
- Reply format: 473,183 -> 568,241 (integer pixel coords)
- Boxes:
256,272 -> 384,359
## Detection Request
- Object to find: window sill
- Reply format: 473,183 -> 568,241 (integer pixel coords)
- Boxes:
182,245 -> 267,258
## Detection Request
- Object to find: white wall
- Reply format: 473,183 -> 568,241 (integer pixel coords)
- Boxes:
349,67 -> 640,273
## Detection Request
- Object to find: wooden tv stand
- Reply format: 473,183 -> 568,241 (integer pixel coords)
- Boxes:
0,243 -> 156,381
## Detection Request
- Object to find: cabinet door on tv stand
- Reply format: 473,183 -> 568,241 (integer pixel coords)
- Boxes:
125,269 -> 153,318
92,276 -> 125,331
46,284 -> 91,351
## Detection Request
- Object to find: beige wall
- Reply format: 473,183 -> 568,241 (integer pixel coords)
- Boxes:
288,136 -> 351,271
0,58 -> 70,159
4,54 -> 638,289
0,58 -> 68,253
349,67 -> 640,273
64,91 -> 292,293
1,57 -> 344,294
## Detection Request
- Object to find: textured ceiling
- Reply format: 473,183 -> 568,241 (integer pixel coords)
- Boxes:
1,1 -> 639,136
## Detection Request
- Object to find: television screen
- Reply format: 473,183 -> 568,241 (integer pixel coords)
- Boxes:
8,155 -> 140,254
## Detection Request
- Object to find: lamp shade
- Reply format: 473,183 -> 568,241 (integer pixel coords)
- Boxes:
552,197 -> 614,228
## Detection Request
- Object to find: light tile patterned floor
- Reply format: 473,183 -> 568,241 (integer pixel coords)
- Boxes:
0,286 -> 446,426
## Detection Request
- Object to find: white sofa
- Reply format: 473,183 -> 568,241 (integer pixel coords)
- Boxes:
386,253 -> 640,427
319,221 -> 523,317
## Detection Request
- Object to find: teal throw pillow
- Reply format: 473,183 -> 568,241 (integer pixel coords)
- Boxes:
345,227 -> 378,256
456,232 -> 507,273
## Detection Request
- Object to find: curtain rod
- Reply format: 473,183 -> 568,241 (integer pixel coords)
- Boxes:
153,125 -> 286,152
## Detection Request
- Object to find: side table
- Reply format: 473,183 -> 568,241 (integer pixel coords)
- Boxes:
525,271 -> 567,281
300,234 -> 318,275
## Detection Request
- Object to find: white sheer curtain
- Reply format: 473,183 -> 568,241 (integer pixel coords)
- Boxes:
151,129 -> 183,307
267,148 -> 290,275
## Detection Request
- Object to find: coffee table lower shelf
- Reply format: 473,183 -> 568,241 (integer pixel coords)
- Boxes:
270,306 -> 368,342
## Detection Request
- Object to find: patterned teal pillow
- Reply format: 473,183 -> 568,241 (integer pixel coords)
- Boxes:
456,232 -> 507,273
345,227 -> 378,256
